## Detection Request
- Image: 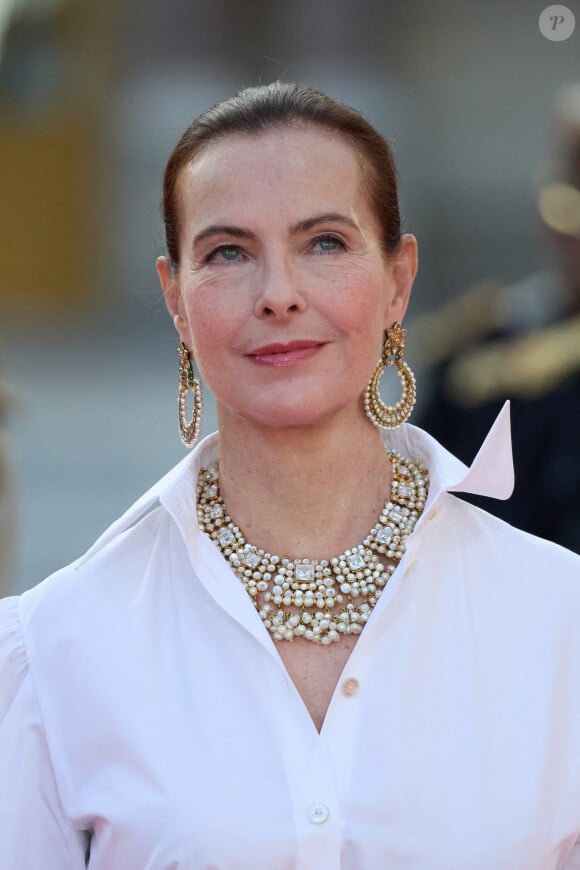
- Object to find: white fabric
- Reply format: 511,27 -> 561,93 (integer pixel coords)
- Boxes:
1,402 -> 580,869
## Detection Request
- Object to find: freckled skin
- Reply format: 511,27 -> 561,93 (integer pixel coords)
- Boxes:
159,127 -> 414,431
277,633 -> 359,732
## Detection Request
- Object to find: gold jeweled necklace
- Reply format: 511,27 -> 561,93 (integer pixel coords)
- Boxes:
196,450 -> 429,645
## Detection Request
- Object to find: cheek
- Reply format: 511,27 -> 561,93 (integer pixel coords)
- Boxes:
180,284 -> 237,360
330,277 -> 386,345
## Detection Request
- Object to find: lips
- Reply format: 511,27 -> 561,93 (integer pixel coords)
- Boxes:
248,340 -> 324,355
247,340 -> 326,367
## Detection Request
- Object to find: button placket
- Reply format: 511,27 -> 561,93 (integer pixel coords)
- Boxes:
277,708 -> 341,867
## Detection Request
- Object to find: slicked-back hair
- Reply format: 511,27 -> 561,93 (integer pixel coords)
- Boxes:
162,81 -> 402,269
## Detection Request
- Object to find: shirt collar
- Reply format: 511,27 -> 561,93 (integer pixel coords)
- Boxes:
76,402 -> 514,567
384,399 -> 514,508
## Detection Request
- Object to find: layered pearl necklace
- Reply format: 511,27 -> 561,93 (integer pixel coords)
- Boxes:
196,450 -> 429,645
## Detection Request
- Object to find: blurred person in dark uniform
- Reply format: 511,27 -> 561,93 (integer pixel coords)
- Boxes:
414,83 -> 580,553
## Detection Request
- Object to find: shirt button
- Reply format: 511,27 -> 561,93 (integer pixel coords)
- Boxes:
427,506 -> 440,521
341,677 -> 360,697
404,559 -> 419,580
308,802 -> 330,825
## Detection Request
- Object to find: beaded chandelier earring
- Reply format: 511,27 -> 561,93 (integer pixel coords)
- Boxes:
364,322 -> 416,429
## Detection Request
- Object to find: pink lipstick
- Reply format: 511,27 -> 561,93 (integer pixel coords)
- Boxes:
248,340 -> 325,367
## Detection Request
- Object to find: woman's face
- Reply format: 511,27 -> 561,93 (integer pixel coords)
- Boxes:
158,126 -> 417,430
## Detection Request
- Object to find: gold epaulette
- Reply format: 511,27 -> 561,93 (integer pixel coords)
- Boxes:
444,313 -> 580,406
412,282 -> 505,367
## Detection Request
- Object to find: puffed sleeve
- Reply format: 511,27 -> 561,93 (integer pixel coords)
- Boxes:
0,596 -> 88,867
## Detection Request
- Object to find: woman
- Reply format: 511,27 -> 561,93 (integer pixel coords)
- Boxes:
1,82 -> 579,869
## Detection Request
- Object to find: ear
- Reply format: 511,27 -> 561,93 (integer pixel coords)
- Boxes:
384,233 -> 418,326
156,256 -> 189,342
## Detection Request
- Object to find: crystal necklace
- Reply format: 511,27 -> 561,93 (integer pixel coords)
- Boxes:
196,450 -> 429,645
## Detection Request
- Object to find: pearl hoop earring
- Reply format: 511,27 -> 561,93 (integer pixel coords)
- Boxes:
364,323 -> 416,429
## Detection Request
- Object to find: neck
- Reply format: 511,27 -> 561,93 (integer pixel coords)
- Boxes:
216,405 -> 392,560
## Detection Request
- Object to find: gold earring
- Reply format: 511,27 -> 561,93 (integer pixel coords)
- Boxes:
178,342 -> 203,448
364,322 -> 416,429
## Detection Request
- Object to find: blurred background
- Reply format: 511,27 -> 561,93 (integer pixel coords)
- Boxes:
1,0 -> 579,594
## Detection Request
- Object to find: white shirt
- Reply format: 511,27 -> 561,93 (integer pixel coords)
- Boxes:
1,404 -> 580,869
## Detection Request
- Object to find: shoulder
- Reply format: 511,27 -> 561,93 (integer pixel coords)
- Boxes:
0,502 -> 182,736
443,492 -> 580,597
4,443 -> 212,687
22,502 -> 168,615
11,502 -> 176,677
422,495 -> 580,664
413,272 -> 580,406
444,314 -> 580,406
414,272 -> 571,366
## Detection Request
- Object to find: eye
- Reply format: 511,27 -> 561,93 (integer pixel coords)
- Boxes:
207,244 -> 244,264
311,234 -> 345,254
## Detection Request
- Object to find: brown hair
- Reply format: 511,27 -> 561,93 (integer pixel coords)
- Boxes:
162,81 -> 402,269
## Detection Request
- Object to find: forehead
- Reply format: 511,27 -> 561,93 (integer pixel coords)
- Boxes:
177,126 -> 373,224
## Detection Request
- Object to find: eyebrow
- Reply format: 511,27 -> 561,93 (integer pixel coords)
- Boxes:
193,224 -> 254,246
292,212 -> 360,234
192,212 -> 360,247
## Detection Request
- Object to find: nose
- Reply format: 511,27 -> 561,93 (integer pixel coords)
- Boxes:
254,256 -> 307,319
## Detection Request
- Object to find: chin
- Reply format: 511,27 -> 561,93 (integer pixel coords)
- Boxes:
237,396 -> 357,431
216,379 -> 364,431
